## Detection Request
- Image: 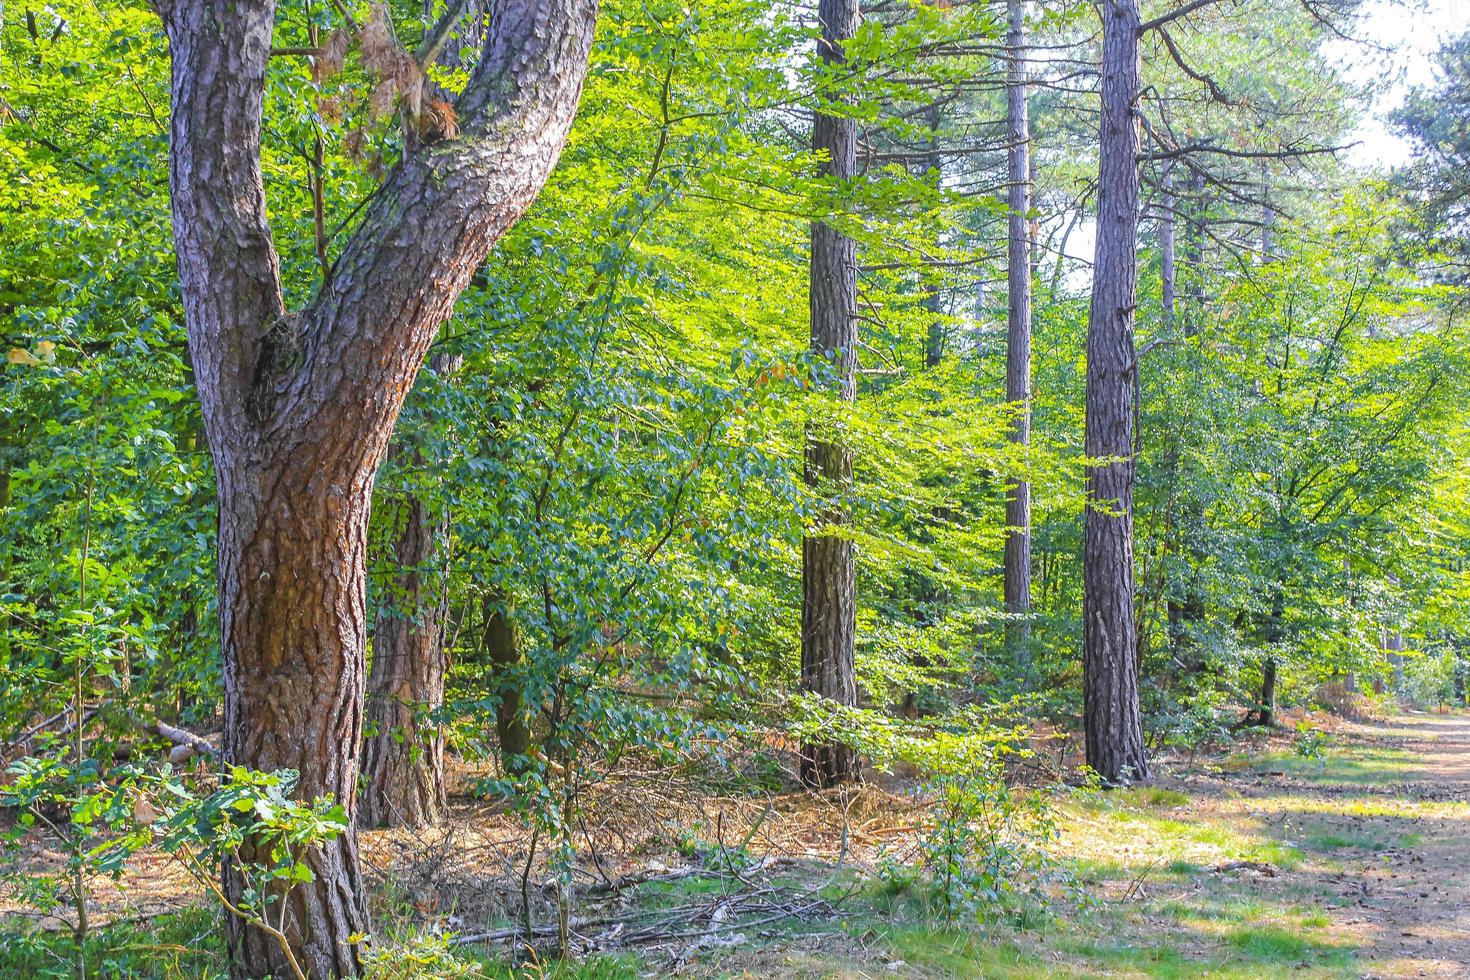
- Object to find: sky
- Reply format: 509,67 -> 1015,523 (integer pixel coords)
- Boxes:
1048,0 -> 1470,280
1333,0 -> 1470,168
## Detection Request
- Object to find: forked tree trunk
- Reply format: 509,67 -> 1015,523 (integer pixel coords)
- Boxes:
1082,0 -> 1150,785
1003,0 -> 1033,661
156,1 -> 597,974
801,0 -> 863,789
360,478 -> 451,829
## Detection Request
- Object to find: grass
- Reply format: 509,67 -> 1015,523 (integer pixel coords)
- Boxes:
1239,744 -> 1420,785
0,907 -> 226,980
15,714 -> 1459,978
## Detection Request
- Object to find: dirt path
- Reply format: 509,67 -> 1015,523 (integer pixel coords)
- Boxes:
1320,713 -> 1470,978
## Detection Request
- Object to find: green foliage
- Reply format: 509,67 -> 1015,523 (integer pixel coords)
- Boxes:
1293,723 -> 1331,761
1395,30 -> 1470,291
3,0 -> 1470,973
884,767 -> 1073,927
2,758 -> 345,978
359,930 -> 480,980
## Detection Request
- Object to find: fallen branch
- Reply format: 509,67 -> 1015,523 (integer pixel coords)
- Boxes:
3,709 -> 70,757
143,720 -> 219,763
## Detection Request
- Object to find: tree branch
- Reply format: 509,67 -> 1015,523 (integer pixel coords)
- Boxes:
1138,0 -> 1231,34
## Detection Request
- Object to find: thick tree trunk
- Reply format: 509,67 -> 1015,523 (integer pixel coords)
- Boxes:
801,0 -> 862,790
216,462 -> 371,978
156,1 -> 597,974
1003,0 -> 1033,660
360,479 -> 450,829
1082,0 -> 1149,785
483,591 -> 533,773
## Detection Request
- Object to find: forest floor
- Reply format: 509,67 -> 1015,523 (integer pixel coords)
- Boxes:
2,709 -> 1468,977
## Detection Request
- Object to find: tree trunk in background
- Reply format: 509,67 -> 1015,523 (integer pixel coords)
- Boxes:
1185,169 -> 1206,336
483,591 -> 533,773
1160,162 -> 1176,328
1384,629 -> 1406,691
1003,0 -> 1033,661
1258,656 -> 1277,727
1082,0 -> 1150,785
157,1 -> 597,973
801,0 -> 862,789
361,352 -> 463,828
1253,586 -> 1285,727
360,465 -> 451,829
922,103 -> 945,368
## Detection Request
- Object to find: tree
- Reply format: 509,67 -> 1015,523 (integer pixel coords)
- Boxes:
802,0 -> 863,788
1003,0 -> 1033,659
1396,30 -> 1470,294
359,354 -> 461,829
361,468 -> 451,828
152,1 -> 598,974
1082,0 -> 1150,784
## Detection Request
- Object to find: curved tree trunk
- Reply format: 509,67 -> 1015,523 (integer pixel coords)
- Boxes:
1003,0 -> 1033,662
156,1 -> 598,974
801,0 -> 863,790
360,475 -> 450,829
1082,0 -> 1150,786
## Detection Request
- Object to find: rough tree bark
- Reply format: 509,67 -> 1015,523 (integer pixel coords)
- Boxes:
1004,0 -> 1033,660
1082,0 -> 1150,785
801,0 -> 863,789
153,1 -> 597,975
361,484 -> 450,828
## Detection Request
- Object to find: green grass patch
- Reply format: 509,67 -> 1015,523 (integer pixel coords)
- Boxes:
1250,745 -> 1420,786
1132,787 -> 1193,808
877,924 -> 1045,978
1226,923 -> 1352,968
477,952 -> 646,979
0,907 -> 225,979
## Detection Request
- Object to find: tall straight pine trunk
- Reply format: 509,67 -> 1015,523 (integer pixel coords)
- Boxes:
801,0 -> 863,789
1003,0 -> 1033,659
156,1 -> 598,973
1082,0 -> 1150,785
